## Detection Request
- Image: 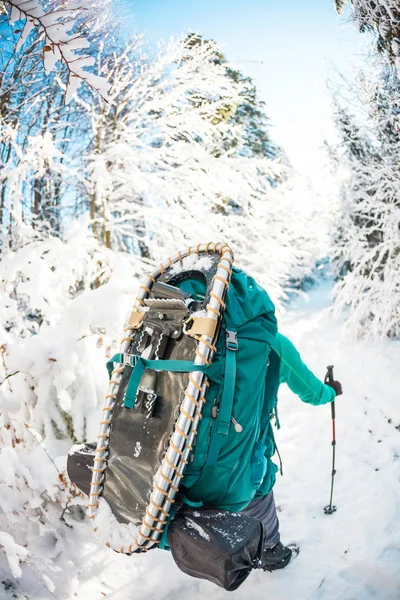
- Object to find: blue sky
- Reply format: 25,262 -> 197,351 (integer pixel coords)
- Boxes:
114,0 -> 373,182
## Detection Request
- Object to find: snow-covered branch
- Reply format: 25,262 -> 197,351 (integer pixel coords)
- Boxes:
2,0 -> 110,102
336,0 -> 400,64
330,62 -> 400,339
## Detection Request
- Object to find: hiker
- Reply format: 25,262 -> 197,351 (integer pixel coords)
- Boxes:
242,332 -> 343,572
68,250 -> 344,590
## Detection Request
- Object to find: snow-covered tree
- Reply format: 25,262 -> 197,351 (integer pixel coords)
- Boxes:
335,0 -> 400,63
183,33 -> 282,162
1,0 -> 110,101
0,2 -> 114,239
0,114 -> 81,244
330,64 -> 400,339
0,23 -> 321,298
82,36 -> 282,250
0,216 -> 144,591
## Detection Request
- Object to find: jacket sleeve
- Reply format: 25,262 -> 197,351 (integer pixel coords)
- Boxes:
272,333 -> 335,406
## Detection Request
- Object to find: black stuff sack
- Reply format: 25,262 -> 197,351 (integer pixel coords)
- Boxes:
67,443 -> 95,496
168,507 -> 263,591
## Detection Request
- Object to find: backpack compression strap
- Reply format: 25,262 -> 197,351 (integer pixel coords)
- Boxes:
106,354 -> 223,409
204,328 -> 238,467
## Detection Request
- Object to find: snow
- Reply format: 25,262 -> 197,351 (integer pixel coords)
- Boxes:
134,442 -> 142,458
0,533 -> 29,579
92,498 -> 139,551
185,518 -> 211,542
170,254 -> 214,275
68,443 -> 95,456
1,280 -> 399,599
209,525 -> 245,547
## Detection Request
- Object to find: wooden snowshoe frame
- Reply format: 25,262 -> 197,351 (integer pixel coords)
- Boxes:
88,243 -> 234,553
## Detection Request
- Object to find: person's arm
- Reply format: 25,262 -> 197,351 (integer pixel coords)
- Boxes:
272,333 -> 336,406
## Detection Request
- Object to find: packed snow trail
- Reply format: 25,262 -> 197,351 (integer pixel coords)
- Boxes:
3,282 -> 400,600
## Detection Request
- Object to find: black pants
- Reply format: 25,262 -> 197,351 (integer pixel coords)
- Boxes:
240,490 -> 280,548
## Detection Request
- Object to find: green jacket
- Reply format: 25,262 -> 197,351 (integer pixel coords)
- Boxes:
272,333 -> 335,406
257,332 -> 336,497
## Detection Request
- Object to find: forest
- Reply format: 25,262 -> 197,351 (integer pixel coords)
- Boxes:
0,1 -> 399,599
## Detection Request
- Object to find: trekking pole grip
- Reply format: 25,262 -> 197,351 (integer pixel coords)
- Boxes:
325,365 -> 335,419
326,365 -> 334,383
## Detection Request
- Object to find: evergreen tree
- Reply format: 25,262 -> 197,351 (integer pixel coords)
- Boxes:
184,33 -> 281,162
81,36 -> 283,253
225,66 -> 280,160
330,66 -> 400,339
335,0 -> 400,62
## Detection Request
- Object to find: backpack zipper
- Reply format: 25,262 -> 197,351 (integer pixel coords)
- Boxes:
211,406 -> 243,433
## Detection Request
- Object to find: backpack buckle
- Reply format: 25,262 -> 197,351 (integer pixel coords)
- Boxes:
226,330 -> 238,351
124,353 -> 137,367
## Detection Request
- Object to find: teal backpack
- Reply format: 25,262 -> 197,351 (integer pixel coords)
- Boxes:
180,266 -> 278,510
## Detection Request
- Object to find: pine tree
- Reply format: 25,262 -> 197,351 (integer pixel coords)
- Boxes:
330,66 -> 400,339
80,36 -> 257,251
336,1 -> 400,62
184,33 -> 281,162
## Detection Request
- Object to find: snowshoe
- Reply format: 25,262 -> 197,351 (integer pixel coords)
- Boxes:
68,243 -> 234,553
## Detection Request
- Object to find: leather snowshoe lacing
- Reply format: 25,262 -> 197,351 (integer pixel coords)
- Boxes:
88,242 -> 234,553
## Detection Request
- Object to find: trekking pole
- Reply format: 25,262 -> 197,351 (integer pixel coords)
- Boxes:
324,365 -> 337,515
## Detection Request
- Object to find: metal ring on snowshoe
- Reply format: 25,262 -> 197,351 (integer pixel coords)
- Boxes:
88,243 -> 234,553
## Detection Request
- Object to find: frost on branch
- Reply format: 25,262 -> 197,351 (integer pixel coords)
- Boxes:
336,0 -> 400,64
0,118 -> 70,242
330,64 -> 400,339
2,0 -> 110,102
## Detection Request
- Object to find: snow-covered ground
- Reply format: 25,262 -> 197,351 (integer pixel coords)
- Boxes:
2,282 -> 400,600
